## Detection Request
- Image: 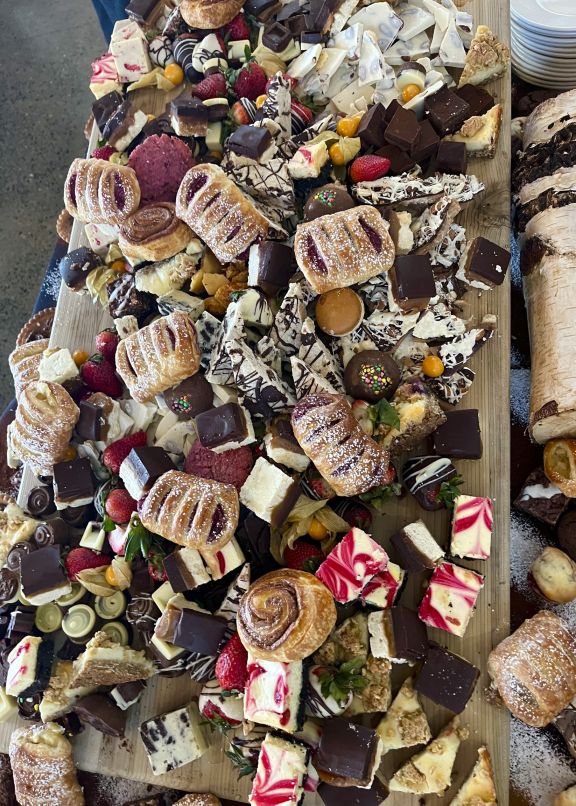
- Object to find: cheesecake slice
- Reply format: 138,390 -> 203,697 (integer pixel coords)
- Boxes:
39,660 -> 97,721
376,677 -> 431,753
458,25 -> 510,88
250,733 -> 309,806
140,701 -> 208,775
244,655 -> 303,733
450,746 -> 497,806
446,105 -> 503,158
70,631 -> 156,688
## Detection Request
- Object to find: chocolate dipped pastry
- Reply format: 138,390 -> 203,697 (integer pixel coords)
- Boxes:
401,455 -> 458,511
344,350 -> 401,402
514,467 -> 570,528
304,184 -> 356,221
59,246 -> 102,291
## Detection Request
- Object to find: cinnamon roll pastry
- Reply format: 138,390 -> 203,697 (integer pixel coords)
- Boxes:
291,393 -> 394,497
9,339 -> 49,399
294,206 -> 395,294
176,164 -> 273,264
64,157 -> 140,224
115,311 -> 201,402
10,381 -> 79,477
237,569 -> 336,662
9,722 -> 84,806
118,202 -> 193,263
487,610 -> 576,727
139,470 -> 240,554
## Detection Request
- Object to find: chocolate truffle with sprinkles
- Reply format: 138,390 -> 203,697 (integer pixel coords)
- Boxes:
344,350 -> 402,402
163,373 -> 213,420
303,183 -> 356,221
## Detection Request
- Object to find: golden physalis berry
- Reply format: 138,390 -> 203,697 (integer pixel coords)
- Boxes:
422,355 -> 445,378
164,64 -> 184,85
72,349 -> 89,367
328,143 -> 345,166
336,114 -> 362,137
62,445 -> 77,461
401,84 -> 422,103
308,517 -> 329,541
255,94 -> 267,108
110,259 -> 128,273
105,565 -> 119,587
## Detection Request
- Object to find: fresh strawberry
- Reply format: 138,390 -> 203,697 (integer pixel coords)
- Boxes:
215,633 -> 248,692
349,155 -> 392,184
291,98 -> 314,127
283,540 -> 324,572
95,329 -> 119,363
201,700 -> 242,731
80,354 -> 123,397
192,72 -> 227,101
222,12 -> 250,41
232,61 -> 267,101
105,488 -> 137,524
91,145 -> 116,160
65,547 -> 111,581
107,525 -> 127,555
266,73 -> 297,92
102,431 -> 147,475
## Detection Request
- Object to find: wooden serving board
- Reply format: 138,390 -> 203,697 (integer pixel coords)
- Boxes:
1,1 -> 511,800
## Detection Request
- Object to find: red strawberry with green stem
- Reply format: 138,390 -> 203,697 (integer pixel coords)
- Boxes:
105,488 -> 137,525
349,155 -> 392,183
232,61 -> 267,101
65,547 -> 111,581
192,72 -> 227,101
215,633 -> 248,692
222,13 -> 250,41
95,329 -> 119,363
283,540 -> 323,572
81,354 -> 123,397
102,431 -> 147,475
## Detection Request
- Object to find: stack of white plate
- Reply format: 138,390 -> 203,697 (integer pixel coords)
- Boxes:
511,0 -> 576,89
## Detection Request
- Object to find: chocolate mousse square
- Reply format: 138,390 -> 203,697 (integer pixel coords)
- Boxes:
390,255 -> 436,312
357,102 -> 388,149
384,106 -> 421,151
514,467 -> 570,528
433,409 -> 482,459
463,236 -> 511,287
425,86 -> 471,136
415,644 -> 479,713
316,718 -> 381,786
172,610 -> 228,656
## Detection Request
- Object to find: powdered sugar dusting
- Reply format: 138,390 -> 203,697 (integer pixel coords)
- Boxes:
511,368 -> 531,427
84,771 -> 183,804
511,719 -> 576,806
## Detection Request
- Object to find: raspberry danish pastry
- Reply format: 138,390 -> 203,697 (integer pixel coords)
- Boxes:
10,381 -> 79,477
115,311 -> 201,402
176,164 -> 273,263
9,339 -> 48,400
64,158 -> 140,224
291,392 -> 394,497
294,206 -> 395,293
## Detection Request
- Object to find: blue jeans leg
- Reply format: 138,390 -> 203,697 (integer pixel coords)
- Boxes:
91,0 -> 128,42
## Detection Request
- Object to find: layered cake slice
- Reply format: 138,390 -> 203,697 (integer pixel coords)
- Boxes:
376,677 -> 431,753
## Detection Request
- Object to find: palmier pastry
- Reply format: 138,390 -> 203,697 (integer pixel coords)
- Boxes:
487,610 -> 576,727
291,393 -> 394,497
64,158 -> 140,224
180,0 -> 243,30
115,311 -> 201,402
176,164 -> 273,264
140,470 -> 239,555
294,206 -> 395,294
9,339 -> 49,399
237,569 -> 336,662
9,722 -> 84,806
118,202 -> 193,263
10,381 -> 79,477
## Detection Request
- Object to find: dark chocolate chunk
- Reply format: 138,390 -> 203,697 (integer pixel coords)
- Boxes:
374,143 -> 415,175
263,21 -> 293,51
309,0 -> 338,30
415,644 -> 479,713
122,446 -> 175,495
170,97 -> 208,122
74,693 -> 127,737
388,606 -> 429,662
304,184 -> 355,220
425,86 -> 471,136
436,141 -> 467,175
17,692 -> 42,721
57,712 -> 84,737
53,458 -> 95,506
111,679 -> 146,709
20,546 -> 68,604
7,609 -> 35,640
514,468 -> 570,528
59,247 -> 101,291
126,0 -> 160,23
61,504 -> 94,528
554,705 -> 576,760
108,272 -> 154,321
248,241 -> 296,296
163,374 -> 213,420
164,550 -> 201,593
390,255 -> 436,312
130,560 -> 157,595
411,119 -> 440,163
0,569 -> 18,606
286,13 -> 308,34
228,125 -> 273,161
316,718 -> 381,785
75,400 -> 105,442
57,639 -> 85,661
195,402 -> 249,450
463,236 -> 511,287
433,409 -> 482,460
236,512 -> 278,576
27,486 -> 55,517
357,102 -> 388,149
301,31 -> 326,45
384,106 -> 421,151
244,0 -> 279,20
6,542 -> 35,573
455,84 -> 495,118
318,778 -> 389,806
344,350 -> 401,403
173,609 -> 228,655
557,511 -> 576,562
92,90 -> 124,134
402,455 -> 458,511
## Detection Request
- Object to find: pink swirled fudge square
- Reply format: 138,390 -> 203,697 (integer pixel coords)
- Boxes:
418,561 -> 484,638
315,528 -> 389,603
450,495 -> 493,560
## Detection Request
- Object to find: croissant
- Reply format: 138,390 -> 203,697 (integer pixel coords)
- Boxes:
140,469 -> 240,555
10,381 -> 79,477
487,610 -> 576,727
237,569 -> 337,662
291,393 -> 394,497
118,202 -> 193,263
294,206 -> 395,293
9,339 -> 48,400
115,311 -> 201,402
176,163 -> 273,264
64,158 -> 140,224
9,722 -> 84,806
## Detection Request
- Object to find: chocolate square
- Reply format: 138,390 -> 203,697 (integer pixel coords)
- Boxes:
92,91 -> 124,134
20,546 -> 67,601
228,125 -> 272,161
286,13 -> 308,34
195,403 -> 248,450
390,255 -> 436,312
244,0 -> 279,20
172,609 -> 228,655
411,119 -> 440,163
316,718 -> 380,784
455,84 -> 495,118
463,236 -> 511,287
374,144 -> 415,175
249,241 -> 296,296
357,103 -> 388,149
425,86 -> 471,136
415,644 -> 479,713
263,21 -> 293,52
75,401 -> 104,442
436,141 -> 467,175
389,606 -> 428,662
74,693 -> 127,737
126,0 -> 160,22
433,409 -> 482,459
385,107 -> 421,151
53,459 -> 96,504
383,99 -> 401,125
124,446 -> 175,493
514,467 -> 570,528
319,778 -> 389,806
170,98 -> 208,123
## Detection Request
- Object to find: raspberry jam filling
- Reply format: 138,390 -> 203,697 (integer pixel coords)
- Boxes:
208,504 -> 225,542
359,217 -> 382,252
292,396 -> 324,421
68,173 -> 77,205
166,326 -> 176,349
114,174 -> 126,210
225,223 -> 241,243
306,234 -> 327,274
187,173 -> 208,202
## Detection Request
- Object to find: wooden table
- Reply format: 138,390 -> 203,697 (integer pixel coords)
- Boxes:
0,1 -> 511,801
